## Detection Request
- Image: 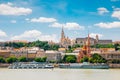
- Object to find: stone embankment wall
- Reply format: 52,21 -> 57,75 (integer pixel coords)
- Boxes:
109,64 -> 120,68
0,63 -> 10,68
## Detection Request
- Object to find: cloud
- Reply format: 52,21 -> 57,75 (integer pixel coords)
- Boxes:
30,17 -> 57,23
49,22 -> 63,27
0,39 -> 4,42
0,30 -> 7,37
112,8 -> 120,20
29,17 -> 84,30
10,20 -> 16,23
0,2 -> 32,16
97,7 -> 109,15
11,30 -> 58,42
90,33 -> 103,39
49,22 -> 84,30
38,34 -> 58,42
94,21 -> 120,28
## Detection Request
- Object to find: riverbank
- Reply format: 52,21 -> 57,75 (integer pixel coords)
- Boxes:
109,64 -> 120,68
0,63 -> 10,68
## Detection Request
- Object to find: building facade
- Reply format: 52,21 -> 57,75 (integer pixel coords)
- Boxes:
60,27 -> 71,48
36,49 -> 45,58
10,49 -> 28,58
0,50 -> 11,58
45,50 -> 61,62
76,35 -> 112,45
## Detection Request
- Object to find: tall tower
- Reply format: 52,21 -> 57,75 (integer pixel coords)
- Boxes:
86,33 -> 91,54
60,27 -> 65,47
77,33 -> 91,62
60,27 -> 65,42
96,35 -> 99,43
61,27 -> 65,39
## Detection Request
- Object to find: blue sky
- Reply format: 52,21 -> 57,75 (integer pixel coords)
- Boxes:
0,0 -> 120,42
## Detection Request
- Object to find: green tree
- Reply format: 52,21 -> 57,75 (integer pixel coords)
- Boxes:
114,44 -> 120,51
6,57 -> 17,63
89,58 -> 94,63
4,40 -> 60,51
34,58 -> 41,62
95,44 -> 114,48
84,56 -> 89,62
5,42 -> 26,48
80,53 -> 107,63
66,56 -> 76,63
63,55 -> 77,63
91,53 -> 107,63
34,57 -> 47,62
0,57 -> 5,63
43,44 -> 50,50
49,60 -> 56,63
49,44 -> 60,50
72,44 -> 81,48
80,56 -> 89,63
41,57 -> 47,62
18,57 -> 27,62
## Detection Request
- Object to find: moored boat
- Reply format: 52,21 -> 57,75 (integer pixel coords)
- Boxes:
59,62 -> 109,69
8,62 -> 54,69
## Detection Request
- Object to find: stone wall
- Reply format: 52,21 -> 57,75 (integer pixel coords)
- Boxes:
109,64 -> 120,68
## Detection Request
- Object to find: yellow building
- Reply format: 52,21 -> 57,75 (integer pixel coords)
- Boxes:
0,50 -> 11,58
100,48 -> 115,52
27,50 -> 37,59
36,49 -> 45,58
58,48 -> 66,53
100,51 -> 120,60
10,49 -> 27,58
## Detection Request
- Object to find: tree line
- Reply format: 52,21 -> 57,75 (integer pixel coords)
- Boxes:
65,43 -> 117,53
80,54 -> 107,63
2,40 -> 120,51
62,53 -> 108,63
3,40 -> 59,50
0,56 -> 47,63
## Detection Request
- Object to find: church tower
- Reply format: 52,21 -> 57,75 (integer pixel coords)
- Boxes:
96,34 -> 99,43
60,27 -> 65,47
86,33 -> 91,54
60,27 -> 71,48
77,33 -> 91,62
61,27 -> 65,40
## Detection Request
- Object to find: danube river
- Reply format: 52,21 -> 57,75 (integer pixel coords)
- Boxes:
0,68 -> 120,80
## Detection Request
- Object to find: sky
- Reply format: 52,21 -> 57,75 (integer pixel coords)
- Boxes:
0,0 -> 120,42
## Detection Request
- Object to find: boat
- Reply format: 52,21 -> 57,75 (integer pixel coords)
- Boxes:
8,62 -> 54,69
59,62 -> 109,69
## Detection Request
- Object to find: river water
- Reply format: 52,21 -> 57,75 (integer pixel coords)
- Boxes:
0,68 -> 119,80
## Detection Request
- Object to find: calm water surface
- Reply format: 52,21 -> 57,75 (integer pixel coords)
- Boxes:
0,68 -> 119,80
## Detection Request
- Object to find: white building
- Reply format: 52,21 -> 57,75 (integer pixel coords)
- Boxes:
45,50 -> 61,62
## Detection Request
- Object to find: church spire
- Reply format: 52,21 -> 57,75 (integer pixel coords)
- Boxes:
61,26 -> 65,39
86,32 -> 90,54
96,34 -> 99,42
